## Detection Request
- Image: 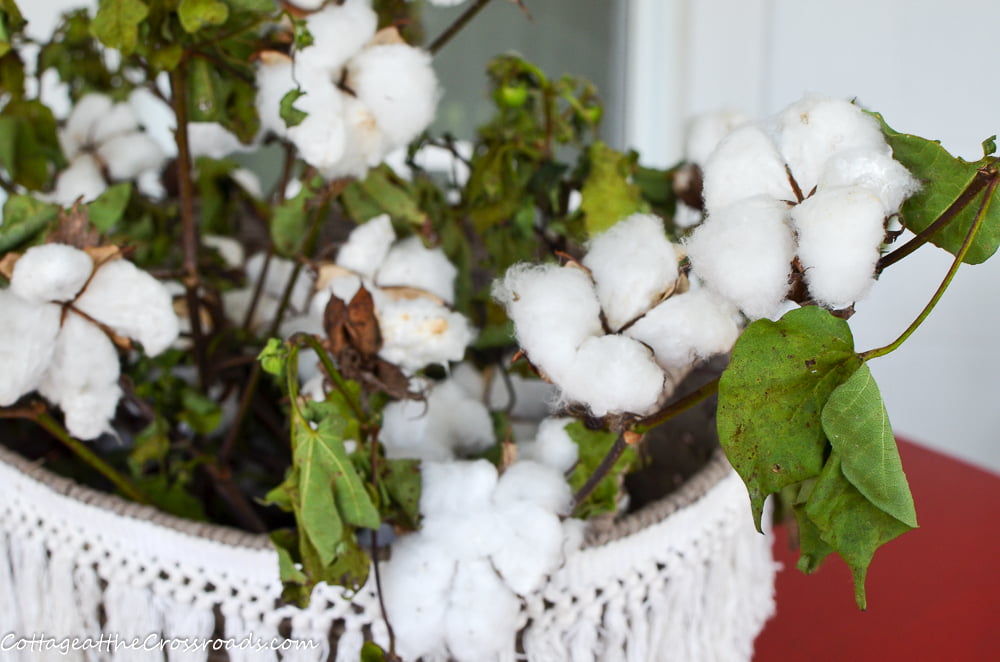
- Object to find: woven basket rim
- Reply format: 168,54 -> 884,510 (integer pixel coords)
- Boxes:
0,441 -> 732,551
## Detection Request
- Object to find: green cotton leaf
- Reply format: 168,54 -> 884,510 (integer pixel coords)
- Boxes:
873,112 -> 1000,264
580,141 -> 649,237
566,420 -> 636,518
91,0 -> 148,56
279,88 -> 307,128
717,306 -> 862,529
178,387 -> 223,435
178,0 -> 229,33
127,417 -> 171,475
792,503 -> 834,575
227,0 -> 276,12
293,414 -> 380,565
0,0 -> 25,34
270,179 -> 312,256
821,363 -> 917,527
148,43 -> 183,72
258,337 -> 289,377
87,182 -> 132,232
801,452 -> 915,609
383,457 -> 421,528
186,57 -> 259,143
0,100 -> 66,190
342,165 -> 427,226
0,194 -> 60,252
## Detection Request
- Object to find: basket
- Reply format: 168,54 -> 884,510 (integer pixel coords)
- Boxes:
0,444 -> 776,662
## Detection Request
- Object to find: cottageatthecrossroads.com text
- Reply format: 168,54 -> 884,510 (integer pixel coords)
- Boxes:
1,632 -> 321,655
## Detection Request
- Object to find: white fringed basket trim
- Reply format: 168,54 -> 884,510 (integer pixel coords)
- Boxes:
0,444 -> 776,661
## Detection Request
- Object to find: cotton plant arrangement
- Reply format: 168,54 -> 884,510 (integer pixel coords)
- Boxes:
0,0 -> 998,659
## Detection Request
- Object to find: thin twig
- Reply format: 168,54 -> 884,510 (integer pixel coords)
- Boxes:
428,0 -> 493,55
862,176 -> 998,361
878,164 -> 998,273
170,65 -> 210,390
633,377 -> 721,434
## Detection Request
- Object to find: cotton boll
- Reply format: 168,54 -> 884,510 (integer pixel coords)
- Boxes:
517,417 -> 578,473
582,213 -> 680,331
0,291 -> 61,406
818,147 -> 919,213
348,44 -> 439,148
685,196 -> 796,320
334,94 -> 388,178
381,535 -> 455,662
376,236 -> 456,304
98,132 -> 165,180
10,244 -> 93,303
624,288 -> 741,376
297,0 -> 378,75
90,100 -> 141,147
60,94 -> 114,157
562,335 -> 666,417
419,510 -> 504,561
492,264 -> 603,382
39,312 -> 122,440
490,501 -> 565,596
287,86 -> 349,176
792,185 -> 887,309
308,273 -> 364,319
685,108 -> 749,165
73,259 -> 180,356
444,559 -> 520,662
419,460 -> 498,517
377,297 -> 473,373
493,460 -> 573,514
336,214 -> 396,278
49,154 -> 107,205
774,95 -> 887,195
701,124 -> 795,213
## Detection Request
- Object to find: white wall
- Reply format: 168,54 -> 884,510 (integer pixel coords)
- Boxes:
635,0 -> 1000,472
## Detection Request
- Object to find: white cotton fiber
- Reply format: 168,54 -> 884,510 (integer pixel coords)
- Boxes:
348,44 -> 439,148
376,236 -> 456,304
202,235 -> 245,269
296,0 -> 378,76
60,93 -> 114,156
490,501 -> 564,596
701,124 -> 795,212
336,214 -> 396,279
444,559 -> 521,662
73,259 -> 180,356
308,272 -> 365,319
493,460 -> 573,514
492,264 -> 602,382
98,131 -> 166,180
377,297 -> 473,373
582,213 -> 679,331
625,288 -> 741,376
420,460 -> 498,517
774,95 -> 887,195
89,99 -> 141,148
818,147 -> 919,213
39,312 -> 121,440
0,291 -> 61,406
336,94 -> 387,179
49,154 -> 107,205
254,52 -> 297,139
562,335 -> 666,417
419,510 -> 504,561
380,378 -> 494,461
10,244 -> 93,303
685,108 -> 748,165
381,535 -> 455,662
685,196 -> 796,320
517,417 -> 578,473
286,86 -> 349,176
187,122 -> 248,160
791,185 -> 887,309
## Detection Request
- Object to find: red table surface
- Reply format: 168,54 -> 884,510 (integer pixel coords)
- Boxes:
754,439 -> 1000,661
